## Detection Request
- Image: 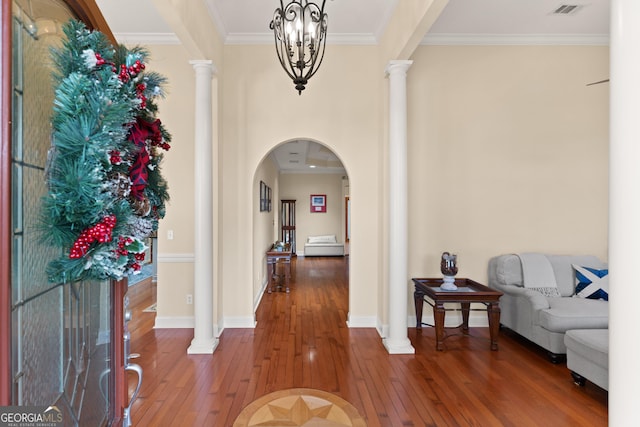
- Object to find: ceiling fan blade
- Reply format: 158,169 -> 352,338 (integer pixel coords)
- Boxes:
586,79 -> 610,86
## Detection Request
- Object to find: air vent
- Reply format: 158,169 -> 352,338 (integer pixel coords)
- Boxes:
289,152 -> 299,155
289,160 -> 299,163
552,4 -> 582,15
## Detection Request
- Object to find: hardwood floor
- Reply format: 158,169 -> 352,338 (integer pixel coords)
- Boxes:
127,256 -> 608,426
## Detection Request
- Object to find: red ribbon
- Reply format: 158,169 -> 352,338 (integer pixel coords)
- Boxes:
127,118 -> 162,200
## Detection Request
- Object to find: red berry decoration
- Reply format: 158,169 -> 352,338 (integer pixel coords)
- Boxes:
69,215 -> 117,259
95,52 -> 106,66
109,150 -> 122,165
118,64 -> 130,82
138,94 -> 147,109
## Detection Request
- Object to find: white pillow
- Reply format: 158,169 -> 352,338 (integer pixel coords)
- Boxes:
307,235 -> 336,244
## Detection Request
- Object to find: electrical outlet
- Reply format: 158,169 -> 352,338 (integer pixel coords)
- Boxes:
167,230 -> 174,240
186,294 -> 193,305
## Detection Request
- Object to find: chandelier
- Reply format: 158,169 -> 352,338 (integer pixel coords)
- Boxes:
270,0 -> 328,95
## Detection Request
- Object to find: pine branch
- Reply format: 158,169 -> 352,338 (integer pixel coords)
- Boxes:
43,19 -> 173,283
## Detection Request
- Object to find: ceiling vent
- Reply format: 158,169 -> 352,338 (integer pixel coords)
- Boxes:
552,4 -> 583,15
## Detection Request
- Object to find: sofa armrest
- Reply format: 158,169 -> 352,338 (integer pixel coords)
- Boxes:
491,282 -> 550,311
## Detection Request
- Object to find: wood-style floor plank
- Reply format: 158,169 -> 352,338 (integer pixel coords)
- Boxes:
127,256 -> 608,426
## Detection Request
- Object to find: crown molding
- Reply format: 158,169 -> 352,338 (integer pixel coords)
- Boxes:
113,32 -> 180,45
113,31 -> 609,48
421,33 -> 610,46
328,33 -> 378,45
223,33 -> 272,45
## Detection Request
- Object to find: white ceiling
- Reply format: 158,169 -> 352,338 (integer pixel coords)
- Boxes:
429,0 -> 609,36
94,0 -> 610,173
96,0 -> 610,44
271,140 -> 346,175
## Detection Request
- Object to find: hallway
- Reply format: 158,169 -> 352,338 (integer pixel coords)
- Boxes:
127,256 -> 607,426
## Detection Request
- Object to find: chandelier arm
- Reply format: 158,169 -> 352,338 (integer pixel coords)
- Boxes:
302,36 -> 326,81
273,32 -> 298,82
301,15 -> 327,80
271,6 -> 299,82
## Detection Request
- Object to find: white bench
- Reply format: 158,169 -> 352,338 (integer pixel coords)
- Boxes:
303,235 -> 344,257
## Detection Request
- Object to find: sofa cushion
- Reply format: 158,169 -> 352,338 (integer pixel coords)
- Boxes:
565,329 -> 609,369
572,265 -> 609,301
546,255 -> 605,297
307,235 -> 337,244
304,243 -> 344,256
537,297 -> 608,332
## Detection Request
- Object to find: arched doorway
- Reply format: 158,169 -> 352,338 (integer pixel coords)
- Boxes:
252,139 -> 350,316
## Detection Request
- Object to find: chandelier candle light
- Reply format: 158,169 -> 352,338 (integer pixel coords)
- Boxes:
270,0 -> 328,94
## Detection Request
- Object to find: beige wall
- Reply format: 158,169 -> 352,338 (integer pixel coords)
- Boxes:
219,44 -> 383,327
147,40 -> 609,332
407,45 -> 609,281
405,44 -> 608,326
279,173 -> 346,254
144,44 -> 197,327
252,157 -> 279,308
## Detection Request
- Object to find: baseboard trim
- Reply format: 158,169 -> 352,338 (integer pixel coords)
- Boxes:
346,315 -> 377,328
254,280 -> 268,312
152,316 -> 265,329
154,316 -> 195,329
224,316 -> 256,328
153,315 -> 488,330
157,253 -> 195,263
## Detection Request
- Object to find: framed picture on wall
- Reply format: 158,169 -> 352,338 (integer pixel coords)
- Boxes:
260,181 -> 272,212
310,194 -> 326,213
260,181 -> 266,212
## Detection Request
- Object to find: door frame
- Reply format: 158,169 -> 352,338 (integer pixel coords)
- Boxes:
1,0 -> 12,405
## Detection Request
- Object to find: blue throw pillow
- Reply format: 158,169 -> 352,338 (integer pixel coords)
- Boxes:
572,264 -> 608,301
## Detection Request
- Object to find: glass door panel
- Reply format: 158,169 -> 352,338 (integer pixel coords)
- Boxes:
10,1 -> 113,425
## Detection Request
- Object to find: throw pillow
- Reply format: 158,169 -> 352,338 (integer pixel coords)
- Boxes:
307,235 -> 336,244
572,264 -> 609,301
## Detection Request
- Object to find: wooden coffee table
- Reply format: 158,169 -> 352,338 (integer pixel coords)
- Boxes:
412,278 -> 503,351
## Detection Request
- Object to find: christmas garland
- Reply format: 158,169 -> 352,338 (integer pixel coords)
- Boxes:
42,20 -> 171,283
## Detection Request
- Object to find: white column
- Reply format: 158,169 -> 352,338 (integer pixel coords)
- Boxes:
609,1 -> 640,424
384,60 -> 415,354
187,60 -> 218,354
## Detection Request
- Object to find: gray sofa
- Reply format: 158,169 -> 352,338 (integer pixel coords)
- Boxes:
488,253 -> 608,362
